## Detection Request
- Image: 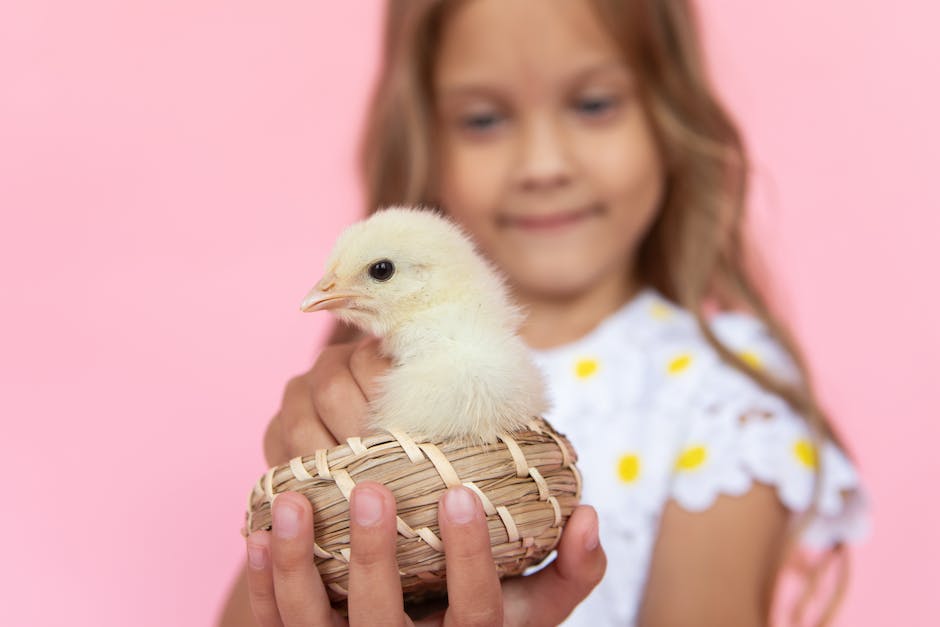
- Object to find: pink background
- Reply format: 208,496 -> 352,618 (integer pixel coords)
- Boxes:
1,1 -> 936,625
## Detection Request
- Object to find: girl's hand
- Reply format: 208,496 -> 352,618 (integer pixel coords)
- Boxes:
264,337 -> 391,467
245,484 -> 606,626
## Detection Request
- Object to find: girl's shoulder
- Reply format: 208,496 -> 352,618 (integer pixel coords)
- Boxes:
608,288 -> 798,377
530,288 -> 870,550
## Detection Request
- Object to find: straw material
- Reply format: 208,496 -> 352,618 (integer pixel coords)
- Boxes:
243,417 -> 581,604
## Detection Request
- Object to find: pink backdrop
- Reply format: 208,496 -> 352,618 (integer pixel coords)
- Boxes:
2,1 -> 936,625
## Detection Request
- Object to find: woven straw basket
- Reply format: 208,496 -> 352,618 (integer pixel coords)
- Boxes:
242,417 -> 581,606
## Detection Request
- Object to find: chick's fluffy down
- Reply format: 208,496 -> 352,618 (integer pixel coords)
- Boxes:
369,303 -> 549,444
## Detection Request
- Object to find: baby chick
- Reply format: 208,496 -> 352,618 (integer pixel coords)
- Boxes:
301,207 -> 548,444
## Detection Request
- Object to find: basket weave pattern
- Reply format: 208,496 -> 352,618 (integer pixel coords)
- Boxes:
243,417 -> 581,602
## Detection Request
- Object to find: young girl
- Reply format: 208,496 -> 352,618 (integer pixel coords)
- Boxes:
220,0 -> 868,624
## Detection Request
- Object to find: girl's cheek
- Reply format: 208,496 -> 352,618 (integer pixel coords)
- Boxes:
442,145 -> 510,218
576,116 -> 663,200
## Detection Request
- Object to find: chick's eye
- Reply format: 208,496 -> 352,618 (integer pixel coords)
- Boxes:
368,259 -> 395,281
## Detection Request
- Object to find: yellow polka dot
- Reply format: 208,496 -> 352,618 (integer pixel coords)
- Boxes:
675,445 -> 708,471
667,353 -> 693,375
574,357 -> 599,379
617,453 -> 641,483
793,439 -> 818,469
738,350 -> 762,369
650,301 -> 672,320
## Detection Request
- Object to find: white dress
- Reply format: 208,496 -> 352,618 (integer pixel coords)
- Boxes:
525,288 -> 870,626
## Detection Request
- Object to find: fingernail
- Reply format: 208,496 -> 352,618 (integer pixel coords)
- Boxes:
584,510 -> 599,552
247,543 -> 267,570
443,487 -> 477,525
273,499 -> 301,539
352,486 -> 384,527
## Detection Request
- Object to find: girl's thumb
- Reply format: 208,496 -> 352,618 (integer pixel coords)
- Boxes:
521,505 -> 607,624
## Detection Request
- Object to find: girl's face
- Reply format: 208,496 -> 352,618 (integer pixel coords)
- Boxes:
434,0 -> 665,303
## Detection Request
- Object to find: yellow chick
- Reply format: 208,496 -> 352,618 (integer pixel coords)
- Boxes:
301,207 -> 548,444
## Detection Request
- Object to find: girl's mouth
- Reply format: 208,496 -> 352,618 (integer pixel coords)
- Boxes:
499,203 -> 605,232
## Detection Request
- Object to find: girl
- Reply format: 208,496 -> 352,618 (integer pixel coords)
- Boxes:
220,0 -> 868,624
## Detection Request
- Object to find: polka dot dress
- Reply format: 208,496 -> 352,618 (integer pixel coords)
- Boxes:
526,288 -> 869,626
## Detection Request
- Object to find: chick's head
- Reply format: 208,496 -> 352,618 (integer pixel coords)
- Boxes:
302,207 -> 507,338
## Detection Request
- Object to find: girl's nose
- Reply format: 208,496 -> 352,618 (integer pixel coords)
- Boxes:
515,116 -> 573,192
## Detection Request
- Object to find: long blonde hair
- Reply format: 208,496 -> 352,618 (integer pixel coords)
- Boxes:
348,1 -> 855,623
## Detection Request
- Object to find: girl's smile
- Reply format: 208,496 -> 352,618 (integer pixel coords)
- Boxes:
497,203 -> 606,234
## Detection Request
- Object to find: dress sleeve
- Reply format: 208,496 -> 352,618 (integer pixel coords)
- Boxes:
664,313 -> 871,550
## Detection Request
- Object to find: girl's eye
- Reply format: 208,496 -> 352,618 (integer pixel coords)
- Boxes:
574,96 -> 619,118
459,111 -> 505,133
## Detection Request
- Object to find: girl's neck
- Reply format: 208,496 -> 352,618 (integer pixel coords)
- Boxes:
514,272 -> 641,350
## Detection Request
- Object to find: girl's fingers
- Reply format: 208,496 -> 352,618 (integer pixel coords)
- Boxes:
268,492 -> 336,627
438,486 -> 504,625
310,344 -> 371,442
348,337 -> 393,402
346,482 -> 406,626
245,531 -> 284,627
275,376 -> 339,462
503,505 -> 607,626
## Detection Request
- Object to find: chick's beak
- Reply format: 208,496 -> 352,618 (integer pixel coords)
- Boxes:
300,274 -> 355,312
